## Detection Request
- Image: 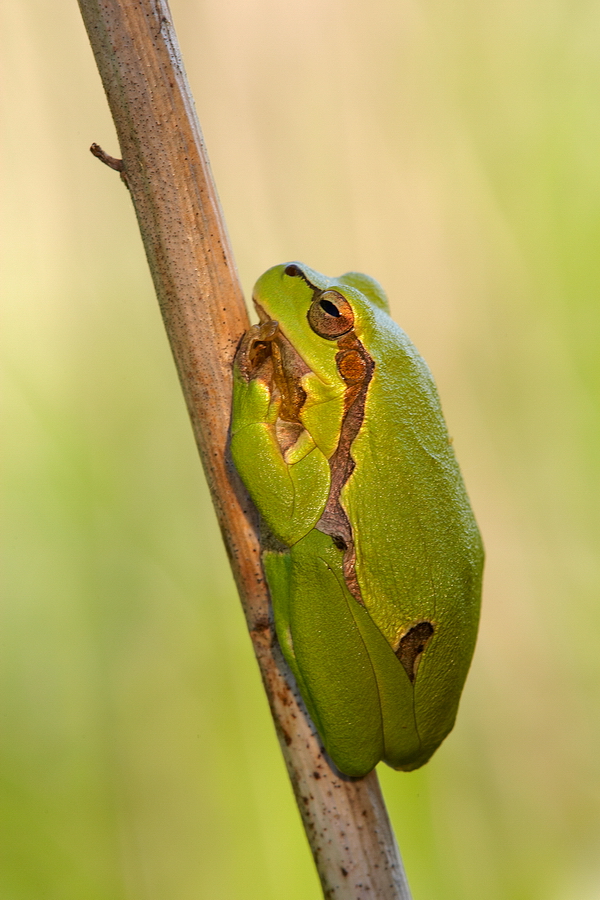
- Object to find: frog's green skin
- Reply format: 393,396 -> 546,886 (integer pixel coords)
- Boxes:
231,263 -> 483,777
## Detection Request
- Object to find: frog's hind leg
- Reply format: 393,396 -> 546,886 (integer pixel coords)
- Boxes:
263,549 -> 324,735
284,531 -> 385,777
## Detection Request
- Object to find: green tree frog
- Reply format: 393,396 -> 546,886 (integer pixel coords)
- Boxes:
231,263 -> 483,777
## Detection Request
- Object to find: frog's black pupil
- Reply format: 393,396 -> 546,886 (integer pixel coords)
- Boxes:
320,298 -> 340,317
284,264 -> 302,277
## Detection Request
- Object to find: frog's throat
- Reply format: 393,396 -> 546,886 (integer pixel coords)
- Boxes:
316,331 -> 375,605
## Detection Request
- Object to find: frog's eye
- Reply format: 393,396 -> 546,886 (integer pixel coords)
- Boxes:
308,290 -> 355,339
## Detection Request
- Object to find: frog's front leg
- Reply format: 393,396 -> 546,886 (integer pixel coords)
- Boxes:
231,322 -> 331,547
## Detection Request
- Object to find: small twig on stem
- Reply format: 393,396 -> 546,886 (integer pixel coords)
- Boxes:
90,142 -> 129,186
77,1 -> 412,897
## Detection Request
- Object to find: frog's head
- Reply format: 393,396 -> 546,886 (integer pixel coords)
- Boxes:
252,262 -> 389,384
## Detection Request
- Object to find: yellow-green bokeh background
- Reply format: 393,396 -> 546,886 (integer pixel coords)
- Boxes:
3,1 -> 600,897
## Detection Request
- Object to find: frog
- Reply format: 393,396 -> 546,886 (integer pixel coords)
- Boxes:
230,262 -> 483,777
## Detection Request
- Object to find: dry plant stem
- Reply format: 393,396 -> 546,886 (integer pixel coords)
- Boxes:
77,1 -> 412,897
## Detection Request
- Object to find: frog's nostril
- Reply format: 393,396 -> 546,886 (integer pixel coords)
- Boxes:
284,263 -> 302,278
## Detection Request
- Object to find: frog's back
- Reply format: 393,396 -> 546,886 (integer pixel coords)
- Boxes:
341,312 -> 483,755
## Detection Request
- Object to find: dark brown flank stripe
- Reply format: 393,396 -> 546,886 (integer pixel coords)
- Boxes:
312,331 -> 435,677
316,332 -> 374,605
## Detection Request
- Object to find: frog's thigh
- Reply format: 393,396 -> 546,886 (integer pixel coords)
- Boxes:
288,538 -> 384,777
346,596 -> 422,770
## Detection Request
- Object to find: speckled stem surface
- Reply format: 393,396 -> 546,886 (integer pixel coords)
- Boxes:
77,1 -> 411,896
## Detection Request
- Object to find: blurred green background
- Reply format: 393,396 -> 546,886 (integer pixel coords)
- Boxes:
2,0 -> 600,897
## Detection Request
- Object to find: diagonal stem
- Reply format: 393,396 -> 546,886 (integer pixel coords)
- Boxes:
76,1 -> 412,896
